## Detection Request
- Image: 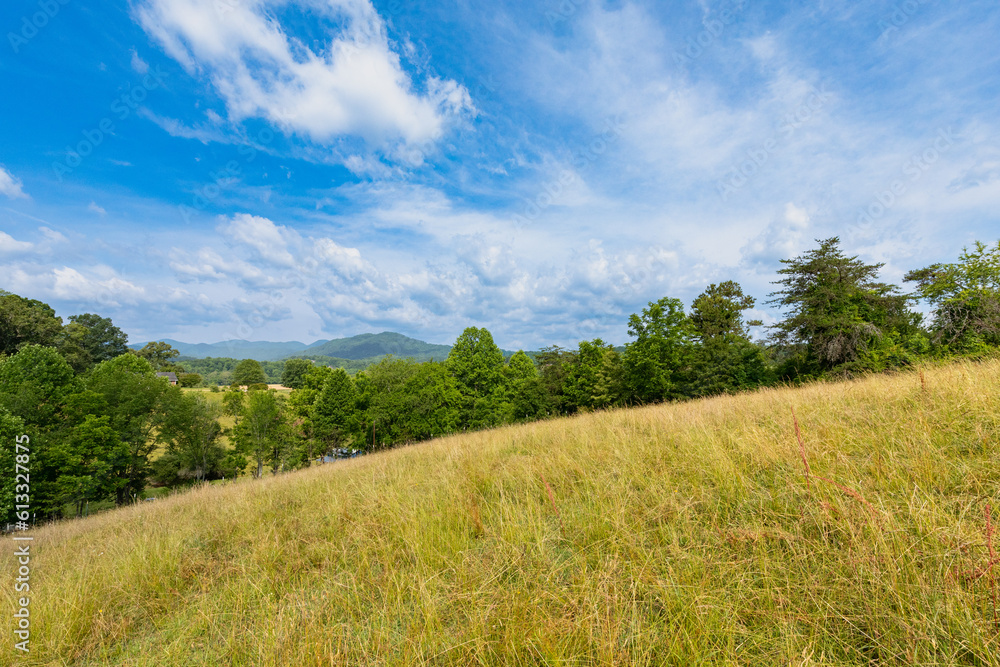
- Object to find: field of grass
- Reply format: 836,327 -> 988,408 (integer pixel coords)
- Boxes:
4,360 -> 1000,665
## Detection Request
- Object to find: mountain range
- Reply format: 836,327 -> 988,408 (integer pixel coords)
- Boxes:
131,332 -> 463,362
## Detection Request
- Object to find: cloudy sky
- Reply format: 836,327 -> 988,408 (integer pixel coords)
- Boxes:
1,0 -> 998,349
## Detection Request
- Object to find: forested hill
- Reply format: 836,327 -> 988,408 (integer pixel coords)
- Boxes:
129,338 -> 323,361
300,332 -> 453,361
134,332 -> 514,363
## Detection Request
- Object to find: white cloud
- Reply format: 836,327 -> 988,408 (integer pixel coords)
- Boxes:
0,166 -> 28,199
130,47 -> 150,74
0,231 -> 33,254
218,213 -> 296,267
741,202 -> 812,268
39,227 -> 67,243
88,201 -> 107,216
135,0 -> 472,149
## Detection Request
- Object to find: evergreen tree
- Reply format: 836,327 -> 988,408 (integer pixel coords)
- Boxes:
768,237 -> 916,375
687,282 -> 772,397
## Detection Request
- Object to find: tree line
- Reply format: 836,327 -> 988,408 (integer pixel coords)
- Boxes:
2,237 -> 999,523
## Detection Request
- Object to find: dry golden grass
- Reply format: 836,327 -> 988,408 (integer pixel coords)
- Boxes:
4,360 -> 1000,665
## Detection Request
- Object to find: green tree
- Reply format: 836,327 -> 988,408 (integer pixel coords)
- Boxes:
564,339 -> 624,411
64,313 -> 129,366
85,354 -> 175,504
535,346 -> 576,416
281,358 -> 313,389
231,359 -> 268,387
178,373 -> 202,387
50,415 -> 126,517
768,237 -> 916,375
232,389 -> 284,478
690,281 -> 762,340
0,345 -> 79,517
156,393 -> 226,483
904,240 -> 1000,350
686,282 -> 772,397
622,297 -> 695,404
355,358 -> 462,448
0,292 -> 64,356
505,350 -> 547,422
447,327 -> 509,428
0,409 -> 27,523
0,344 -> 78,431
311,368 -> 358,457
134,341 -> 183,372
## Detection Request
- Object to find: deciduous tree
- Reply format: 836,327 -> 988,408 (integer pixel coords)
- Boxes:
905,240 -> 1000,350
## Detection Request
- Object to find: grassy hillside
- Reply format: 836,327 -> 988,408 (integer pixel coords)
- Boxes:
5,360 -> 1000,665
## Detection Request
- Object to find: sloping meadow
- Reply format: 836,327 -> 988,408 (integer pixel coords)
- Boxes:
4,360 -> 1000,665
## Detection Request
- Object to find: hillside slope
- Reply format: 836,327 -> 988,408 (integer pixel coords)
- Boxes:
5,361 -> 1000,665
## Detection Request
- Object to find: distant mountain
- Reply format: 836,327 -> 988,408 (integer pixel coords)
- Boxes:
300,332 -> 453,361
130,339 -> 327,361
134,332 -> 529,363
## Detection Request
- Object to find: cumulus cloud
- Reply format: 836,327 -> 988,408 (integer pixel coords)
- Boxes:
0,231 -> 33,254
218,213 -> 296,267
0,166 -> 28,199
135,0 -> 472,149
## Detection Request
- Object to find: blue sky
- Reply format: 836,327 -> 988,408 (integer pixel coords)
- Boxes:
1,0 -> 998,349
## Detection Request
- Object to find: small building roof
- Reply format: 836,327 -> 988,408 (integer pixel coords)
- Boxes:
156,372 -> 179,382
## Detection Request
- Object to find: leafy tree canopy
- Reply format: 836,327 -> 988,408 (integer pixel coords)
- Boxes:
311,368 -> 358,452
0,291 -> 63,356
447,327 -> 507,398
134,341 -> 182,372
231,358 -> 268,387
281,358 -> 313,389
622,297 -> 695,403
66,313 -> 129,365
904,240 -> 1000,348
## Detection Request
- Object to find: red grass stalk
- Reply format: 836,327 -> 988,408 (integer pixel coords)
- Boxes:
919,370 -> 927,393
792,408 -> 811,489
987,504 -> 998,630
811,474 -> 876,515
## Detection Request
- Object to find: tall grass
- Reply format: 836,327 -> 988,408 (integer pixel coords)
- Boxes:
4,360 -> 1000,665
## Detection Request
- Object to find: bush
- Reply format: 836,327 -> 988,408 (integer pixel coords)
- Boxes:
178,373 -> 202,388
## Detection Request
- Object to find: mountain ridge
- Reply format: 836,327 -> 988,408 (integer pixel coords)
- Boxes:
132,332 -> 463,362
